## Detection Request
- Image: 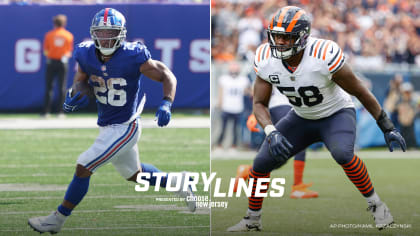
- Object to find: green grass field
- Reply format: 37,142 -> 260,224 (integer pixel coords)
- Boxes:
211,153 -> 420,236
0,128 -> 210,236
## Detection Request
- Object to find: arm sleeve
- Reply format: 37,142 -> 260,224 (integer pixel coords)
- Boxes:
73,45 -> 88,74
135,42 -> 152,66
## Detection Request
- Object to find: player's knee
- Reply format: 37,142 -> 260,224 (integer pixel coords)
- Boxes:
330,148 -> 354,165
253,155 -> 282,173
75,164 -> 93,178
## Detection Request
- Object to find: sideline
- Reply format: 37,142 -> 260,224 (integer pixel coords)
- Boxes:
0,117 -> 209,129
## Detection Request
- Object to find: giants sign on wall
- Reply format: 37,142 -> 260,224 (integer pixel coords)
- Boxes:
0,4 -> 210,111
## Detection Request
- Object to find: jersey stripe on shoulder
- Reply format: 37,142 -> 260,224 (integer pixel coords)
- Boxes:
256,44 -> 264,63
317,40 -> 327,59
312,40 -> 322,58
322,41 -> 332,60
264,44 -> 271,60
328,47 -> 341,66
261,44 -> 268,61
254,43 -> 270,73
309,39 -> 319,57
329,50 -> 344,72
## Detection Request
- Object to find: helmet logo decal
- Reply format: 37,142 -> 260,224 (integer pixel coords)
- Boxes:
272,26 -> 285,32
103,8 -> 110,25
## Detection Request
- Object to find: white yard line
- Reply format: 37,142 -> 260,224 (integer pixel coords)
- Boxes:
0,207 -> 210,215
0,117 -> 209,129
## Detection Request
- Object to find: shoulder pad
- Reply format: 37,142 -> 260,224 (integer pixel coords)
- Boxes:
308,39 -> 345,74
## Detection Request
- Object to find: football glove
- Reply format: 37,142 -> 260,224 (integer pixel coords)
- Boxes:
155,99 -> 172,127
376,110 -> 406,152
246,114 -> 260,132
266,130 -> 293,162
63,89 -> 89,113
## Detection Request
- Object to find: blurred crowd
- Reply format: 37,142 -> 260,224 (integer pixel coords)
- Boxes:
3,0 -> 207,5
212,0 -> 420,69
384,74 -> 420,149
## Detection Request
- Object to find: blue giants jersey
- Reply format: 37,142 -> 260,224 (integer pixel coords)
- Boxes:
74,41 -> 151,126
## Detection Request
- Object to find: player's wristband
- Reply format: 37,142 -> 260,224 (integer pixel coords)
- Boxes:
376,110 -> 394,133
264,125 -> 276,136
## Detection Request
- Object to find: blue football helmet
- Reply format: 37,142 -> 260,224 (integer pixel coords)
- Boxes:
90,8 -> 127,55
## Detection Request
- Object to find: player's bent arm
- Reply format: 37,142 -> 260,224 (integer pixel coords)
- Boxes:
140,59 -> 177,102
333,63 -> 406,151
253,76 -> 274,134
331,63 -> 382,120
71,65 -> 89,96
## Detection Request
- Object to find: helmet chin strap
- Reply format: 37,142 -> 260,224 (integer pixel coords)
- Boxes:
99,48 -> 115,56
279,48 -> 294,59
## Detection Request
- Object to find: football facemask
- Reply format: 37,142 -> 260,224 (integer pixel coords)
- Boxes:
90,8 -> 127,56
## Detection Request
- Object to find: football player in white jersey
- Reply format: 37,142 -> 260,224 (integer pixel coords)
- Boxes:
234,87 -> 319,199
228,6 -> 406,232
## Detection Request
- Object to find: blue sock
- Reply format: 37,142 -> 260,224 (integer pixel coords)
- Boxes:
140,163 -> 167,187
57,204 -> 72,216
57,175 -> 90,216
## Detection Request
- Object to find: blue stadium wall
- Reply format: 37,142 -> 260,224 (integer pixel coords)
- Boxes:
0,4 -> 210,111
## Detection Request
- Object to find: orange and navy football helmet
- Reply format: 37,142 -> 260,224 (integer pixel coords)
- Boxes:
267,6 -> 311,60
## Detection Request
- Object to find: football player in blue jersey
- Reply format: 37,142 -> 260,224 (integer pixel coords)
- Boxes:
28,8 -> 196,234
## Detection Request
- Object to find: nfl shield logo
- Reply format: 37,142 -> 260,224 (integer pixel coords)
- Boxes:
101,65 -> 106,71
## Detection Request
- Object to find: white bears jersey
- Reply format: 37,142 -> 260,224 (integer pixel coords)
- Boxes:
269,85 -> 291,109
254,37 -> 354,120
219,74 -> 250,114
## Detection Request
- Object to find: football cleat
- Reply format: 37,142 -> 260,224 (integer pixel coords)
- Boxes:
290,182 -> 319,199
233,164 -> 252,192
28,211 -> 66,234
227,214 -> 262,232
172,171 -> 196,212
367,201 -> 394,230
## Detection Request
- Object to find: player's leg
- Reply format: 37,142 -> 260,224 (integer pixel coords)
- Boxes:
57,61 -> 68,116
28,119 -> 140,233
270,105 -> 318,199
112,121 -> 196,212
232,113 -> 241,148
42,61 -> 55,116
228,110 -> 319,232
216,112 -> 229,147
320,108 -> 393,230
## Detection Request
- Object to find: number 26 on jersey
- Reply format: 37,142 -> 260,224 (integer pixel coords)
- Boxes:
90,75 -> 127,106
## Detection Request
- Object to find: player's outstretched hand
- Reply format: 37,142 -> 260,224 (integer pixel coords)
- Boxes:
155,100 -> 172,127
246,114 -> 260,132
376,110 -> 406,152
384,129 -> 406,152
63,89 -> 89,113
266,130 -> 293,162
